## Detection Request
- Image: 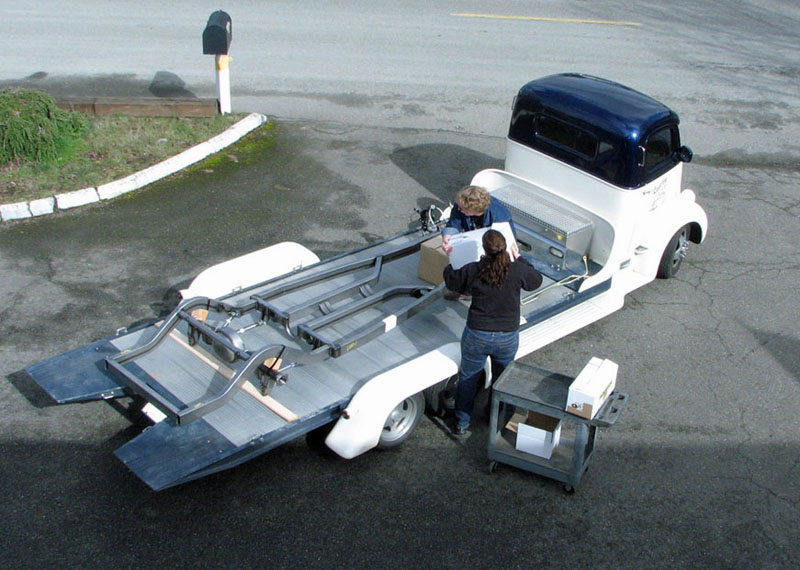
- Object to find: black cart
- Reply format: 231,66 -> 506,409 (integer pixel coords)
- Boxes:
488,360 -> 628,492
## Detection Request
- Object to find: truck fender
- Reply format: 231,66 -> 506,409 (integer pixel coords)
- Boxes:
325,343 -> 461,459
634,191 -> 708,278
652,190 -> 708,245
179,241 -> 320,300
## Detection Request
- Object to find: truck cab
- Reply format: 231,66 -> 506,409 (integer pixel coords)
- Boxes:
507,72 -> 692,190
476,73 -> 706,285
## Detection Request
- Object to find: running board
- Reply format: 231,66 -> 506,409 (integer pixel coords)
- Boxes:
517,289 -> 625,358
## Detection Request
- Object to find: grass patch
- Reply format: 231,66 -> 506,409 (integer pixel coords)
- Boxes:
1,112 -> 246,205
0,88 -> 88,165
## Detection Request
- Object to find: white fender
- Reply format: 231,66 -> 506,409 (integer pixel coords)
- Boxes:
632,190 -> 708,280
325,343 -> 461,459
179,241 -> 320,300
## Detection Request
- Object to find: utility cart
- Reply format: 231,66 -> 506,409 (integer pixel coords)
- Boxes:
488,360 -> 628,492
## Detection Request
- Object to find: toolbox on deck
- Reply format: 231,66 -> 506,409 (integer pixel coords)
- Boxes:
492,183 -> 593,270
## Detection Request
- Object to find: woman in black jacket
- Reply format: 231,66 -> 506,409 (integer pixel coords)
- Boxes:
443,229 -> 542,435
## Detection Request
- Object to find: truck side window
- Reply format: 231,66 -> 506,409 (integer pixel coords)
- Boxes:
595,141 -> 622,182
536,115 -> 598,159
644,127 -> 675,171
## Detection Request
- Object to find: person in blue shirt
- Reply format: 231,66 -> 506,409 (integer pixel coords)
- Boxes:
441,185 -> 515,255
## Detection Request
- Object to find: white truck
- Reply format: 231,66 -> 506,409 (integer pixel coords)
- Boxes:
26,74 -> 707,490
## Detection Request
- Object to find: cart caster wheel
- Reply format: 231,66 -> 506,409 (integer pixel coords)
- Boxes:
563,484 -> 576,494
488,461 -> 498,474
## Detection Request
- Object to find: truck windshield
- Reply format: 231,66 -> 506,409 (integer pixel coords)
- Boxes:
644,127 -> 676,171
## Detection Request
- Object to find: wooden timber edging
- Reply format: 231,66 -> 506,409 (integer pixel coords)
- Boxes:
57,96 -> 219,117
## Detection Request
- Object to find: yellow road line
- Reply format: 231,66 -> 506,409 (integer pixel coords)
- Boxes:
452,12 -> 642,27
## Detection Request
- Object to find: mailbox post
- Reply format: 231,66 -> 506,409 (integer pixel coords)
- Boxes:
202,10 -> 233,114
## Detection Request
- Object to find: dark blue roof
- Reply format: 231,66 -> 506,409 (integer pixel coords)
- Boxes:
516,73 -> 678,143
509,73 -> 684,188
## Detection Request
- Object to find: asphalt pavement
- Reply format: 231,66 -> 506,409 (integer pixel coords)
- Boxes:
1,104 -> 799,568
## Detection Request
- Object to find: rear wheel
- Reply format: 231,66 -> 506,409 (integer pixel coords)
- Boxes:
657,225 -> 690,279
378,392 -> 425,449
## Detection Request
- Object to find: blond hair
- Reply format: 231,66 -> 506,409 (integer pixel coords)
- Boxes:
456,185 -> 491,214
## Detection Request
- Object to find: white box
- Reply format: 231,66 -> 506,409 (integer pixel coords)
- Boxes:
514,411 -> 562,460
566,357 -> 618,420
448,221 -> 517,270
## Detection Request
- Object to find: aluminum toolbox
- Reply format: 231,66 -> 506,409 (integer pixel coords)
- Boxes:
492,183 -> 593,270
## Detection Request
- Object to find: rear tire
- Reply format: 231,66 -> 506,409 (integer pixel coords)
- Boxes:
378,392 -> 425,449
657,225 -> 690,279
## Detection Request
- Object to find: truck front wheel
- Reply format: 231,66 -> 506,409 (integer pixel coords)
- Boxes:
657,225 -> 690,279
378,392 -> 425,449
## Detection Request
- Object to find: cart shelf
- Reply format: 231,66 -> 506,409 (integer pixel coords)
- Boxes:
488,360 -> 628,492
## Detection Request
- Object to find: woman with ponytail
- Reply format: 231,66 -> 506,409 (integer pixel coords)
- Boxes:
443,229 -> 542,436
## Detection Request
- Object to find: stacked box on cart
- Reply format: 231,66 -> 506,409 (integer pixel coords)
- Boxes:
566,357 -> 618,419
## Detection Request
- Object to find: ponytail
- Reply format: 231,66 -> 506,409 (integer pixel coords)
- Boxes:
478,229 -> 510,288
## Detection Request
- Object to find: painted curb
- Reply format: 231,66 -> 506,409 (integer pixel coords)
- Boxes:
0,202 -> 32,221
1,112 -> 268,224
56,187 -> 100,210
29,197 -> 56,217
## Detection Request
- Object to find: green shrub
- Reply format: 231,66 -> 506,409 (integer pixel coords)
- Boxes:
0,88 -> 88,165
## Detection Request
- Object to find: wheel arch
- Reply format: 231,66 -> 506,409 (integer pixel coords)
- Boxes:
325,343 -> 461,459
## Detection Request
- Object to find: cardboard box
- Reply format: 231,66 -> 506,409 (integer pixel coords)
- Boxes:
418,235 -> 449,285
566,357 -> 618,419
418,221 -> 518,284
448,221 -> 517,270
514,410 -> 562,459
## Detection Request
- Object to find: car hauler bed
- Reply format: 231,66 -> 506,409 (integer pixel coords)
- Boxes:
26,214 -> 610,490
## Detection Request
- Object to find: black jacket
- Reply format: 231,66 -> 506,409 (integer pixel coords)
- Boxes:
443,257 -> 542,332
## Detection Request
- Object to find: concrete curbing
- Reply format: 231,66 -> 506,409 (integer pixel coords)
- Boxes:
0,202 -> 32,221
29,197 -> 55,216
55,187 -> 101,210
1,112 -> 268,224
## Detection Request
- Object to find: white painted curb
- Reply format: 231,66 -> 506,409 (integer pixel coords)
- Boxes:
1,112 -> 268,223
29,197 -> 55,216
0,202 -> 32,221
55,187 -> 100,210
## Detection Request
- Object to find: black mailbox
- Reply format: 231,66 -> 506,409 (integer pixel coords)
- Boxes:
203,10 -> 232,55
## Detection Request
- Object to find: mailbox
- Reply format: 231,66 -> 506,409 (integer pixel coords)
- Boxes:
203,10 -> 232,55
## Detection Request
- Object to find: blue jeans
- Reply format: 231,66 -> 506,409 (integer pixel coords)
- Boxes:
455,326 -> 519,430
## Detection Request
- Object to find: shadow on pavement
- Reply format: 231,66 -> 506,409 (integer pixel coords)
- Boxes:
0,71 -> 198,99
390,143 -> 503,206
